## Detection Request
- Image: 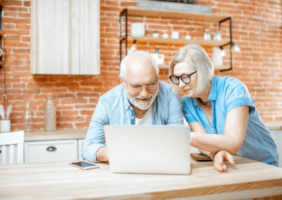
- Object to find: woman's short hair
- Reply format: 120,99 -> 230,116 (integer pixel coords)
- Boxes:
169,44 -> 214,94
119,51 -> 159,79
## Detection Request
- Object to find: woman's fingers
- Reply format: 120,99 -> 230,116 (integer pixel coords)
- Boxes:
225,152 -> 235,165
214,152 -> 226,172
213,151 -> 234,172
213,162 -> 222,172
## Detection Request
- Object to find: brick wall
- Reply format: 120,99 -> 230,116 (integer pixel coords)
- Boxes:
0,0 -> 281,131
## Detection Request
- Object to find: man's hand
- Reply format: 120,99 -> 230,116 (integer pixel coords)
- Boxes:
96,146 -> 108,162
213,151 -> 235,172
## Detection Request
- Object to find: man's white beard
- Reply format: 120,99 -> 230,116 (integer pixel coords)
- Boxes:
127,88 -> 158,110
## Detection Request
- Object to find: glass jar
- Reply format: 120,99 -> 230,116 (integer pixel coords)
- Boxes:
213,31 -> 222,41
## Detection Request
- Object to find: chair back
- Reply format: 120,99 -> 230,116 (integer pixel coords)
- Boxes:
0,131 -> 24,164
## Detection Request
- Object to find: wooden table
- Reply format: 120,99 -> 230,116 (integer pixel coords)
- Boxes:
1,156 -> 282,200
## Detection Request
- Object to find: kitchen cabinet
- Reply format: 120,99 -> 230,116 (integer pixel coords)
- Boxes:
24,140 -> 78,163
31,0 -> 100,75
119,7 -> 233,71
270,130 -> 282,167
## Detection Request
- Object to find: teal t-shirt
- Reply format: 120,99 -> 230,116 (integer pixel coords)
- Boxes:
182,76 -> 279,166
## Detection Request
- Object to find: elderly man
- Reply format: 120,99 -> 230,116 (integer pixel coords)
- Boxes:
82,51 -> 183,162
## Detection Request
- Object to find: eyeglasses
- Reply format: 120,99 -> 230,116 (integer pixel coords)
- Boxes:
169,71 -> 197,85
122,78 -> 158,93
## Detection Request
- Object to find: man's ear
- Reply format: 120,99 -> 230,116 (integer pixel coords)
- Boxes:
120,78 -> 126,89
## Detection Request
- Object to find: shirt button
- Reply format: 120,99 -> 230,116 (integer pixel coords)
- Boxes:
132,117 -> 134,119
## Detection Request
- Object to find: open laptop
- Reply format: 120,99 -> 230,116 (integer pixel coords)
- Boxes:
104,125 -> 191,175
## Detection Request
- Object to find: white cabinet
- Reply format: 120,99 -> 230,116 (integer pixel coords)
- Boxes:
31,0 -> 100,75
24,140 -> 78,163
78,139 -> 84,161
270,130 -> 282,168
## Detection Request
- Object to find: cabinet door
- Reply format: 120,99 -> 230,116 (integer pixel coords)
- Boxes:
270,130 -> 282,168
25,140 -> 77,163
78,139 -> 84,161
31,0 -> 100,75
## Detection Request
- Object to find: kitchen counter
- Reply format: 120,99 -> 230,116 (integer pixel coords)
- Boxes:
1,156 -> 282,199
264,121 -> 282,130
24,121 -> 282,141
24,128 -> 87,141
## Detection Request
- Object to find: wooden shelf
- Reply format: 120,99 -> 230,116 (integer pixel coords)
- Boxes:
123,36 -> 229,47
125,7 -> 230,23
158,64 -> 230,70
158,64 -> 169,69
214,65 -> 230,71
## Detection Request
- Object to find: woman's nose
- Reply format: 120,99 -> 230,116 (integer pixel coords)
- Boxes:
178,79 -> 186,88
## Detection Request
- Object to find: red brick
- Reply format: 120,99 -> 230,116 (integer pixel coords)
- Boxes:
18,13 -> 30,18
80,110 -> 94,115
3,6 -> 29,12
23,1 -> 31,7
3,11 -> 17,17
61,98 -> 88,104
4,1 -> 23,6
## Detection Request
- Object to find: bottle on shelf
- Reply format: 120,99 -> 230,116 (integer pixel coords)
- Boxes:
203,29 -> 211,40
23,101 -> 32,132
213,31 -> 221,41
44,95 -> 56,132
163,31 -> 168,39
128,40 -> 137,54
151,47 -> 164,65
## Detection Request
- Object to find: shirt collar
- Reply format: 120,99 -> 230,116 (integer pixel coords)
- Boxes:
122,87 -> 131,110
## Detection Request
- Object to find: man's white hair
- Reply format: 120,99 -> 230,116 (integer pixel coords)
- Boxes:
119,51 -> 159,79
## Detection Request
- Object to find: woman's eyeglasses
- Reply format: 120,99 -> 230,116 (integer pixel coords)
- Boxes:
169,71 -> 197,85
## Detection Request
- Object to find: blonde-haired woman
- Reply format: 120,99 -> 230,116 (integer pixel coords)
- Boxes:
169,44 -> 279,172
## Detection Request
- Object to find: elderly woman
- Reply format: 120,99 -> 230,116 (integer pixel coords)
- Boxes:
169,44 -> 279,172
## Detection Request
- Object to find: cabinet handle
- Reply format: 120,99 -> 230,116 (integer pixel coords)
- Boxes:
46,146 -> 57,152
0,150 -> 1,154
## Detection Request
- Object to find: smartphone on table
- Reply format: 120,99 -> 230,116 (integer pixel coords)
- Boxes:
191,153 -> 212,161
68,160 -> 99,170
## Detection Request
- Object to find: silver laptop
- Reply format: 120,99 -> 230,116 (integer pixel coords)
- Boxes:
104,125 -> 191,175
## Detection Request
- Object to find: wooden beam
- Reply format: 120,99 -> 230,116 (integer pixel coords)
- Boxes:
125,7 -> 230,23
123,36 -> 229,47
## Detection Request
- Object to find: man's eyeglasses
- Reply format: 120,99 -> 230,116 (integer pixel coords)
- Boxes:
122,78 -> 158,93
169,71 -> 197,85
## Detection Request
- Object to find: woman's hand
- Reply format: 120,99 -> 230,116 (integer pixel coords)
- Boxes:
212,151 -> 235,172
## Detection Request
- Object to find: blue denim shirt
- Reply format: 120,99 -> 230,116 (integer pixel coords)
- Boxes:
182,76 -> 279,166
82,81 -> 184,161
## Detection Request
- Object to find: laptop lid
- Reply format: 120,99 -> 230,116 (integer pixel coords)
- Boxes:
105,125 -> 190,175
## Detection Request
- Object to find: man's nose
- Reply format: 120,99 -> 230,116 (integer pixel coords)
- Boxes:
139,86 -> 150,98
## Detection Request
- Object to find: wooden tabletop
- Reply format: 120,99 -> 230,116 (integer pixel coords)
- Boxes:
1,156 -> 282,200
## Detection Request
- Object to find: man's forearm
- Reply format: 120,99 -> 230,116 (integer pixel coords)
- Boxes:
96,146 -> 108,162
